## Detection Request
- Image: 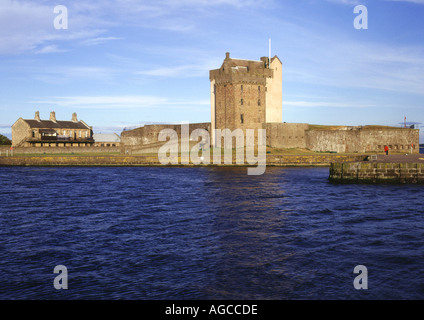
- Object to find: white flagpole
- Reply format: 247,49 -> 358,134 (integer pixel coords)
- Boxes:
269,38 -> 271,61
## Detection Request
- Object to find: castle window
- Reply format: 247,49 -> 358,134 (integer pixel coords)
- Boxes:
241,85 -> 243,91
240,99 -> 243,105
258,86 -> 260,91
258,99 -> 261,106
240,114 -> 244,124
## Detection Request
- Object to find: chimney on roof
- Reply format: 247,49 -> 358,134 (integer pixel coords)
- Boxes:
260,56 -> 269,68
72,112 -> 78,122
35,111 -> 40,122
50,111 -> 56,122
225,52 -> 230,60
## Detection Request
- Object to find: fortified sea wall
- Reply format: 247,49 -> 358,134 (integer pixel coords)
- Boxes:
120,123 -> 210,154
120,122 -> 419,155
306,127 -> 419,153
264,123 -> 418,153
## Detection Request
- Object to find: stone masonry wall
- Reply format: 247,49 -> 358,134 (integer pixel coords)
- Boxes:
120,123 -> 211,154
329,162 -> 424,183
264,123 -> 309,149
306,128 -> 419,153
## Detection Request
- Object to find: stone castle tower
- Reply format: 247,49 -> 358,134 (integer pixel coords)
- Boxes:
209,52 -> 282,146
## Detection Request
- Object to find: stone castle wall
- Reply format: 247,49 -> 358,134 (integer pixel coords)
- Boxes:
306,127 -> 419,153
263,123 -> 309,149
120,123 -> 210,154
120,122 -> 419,155
209,53 -> 282,146
213,81 -> 266,133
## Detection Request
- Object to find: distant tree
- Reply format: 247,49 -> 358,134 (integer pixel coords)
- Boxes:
0,134 -> 12,145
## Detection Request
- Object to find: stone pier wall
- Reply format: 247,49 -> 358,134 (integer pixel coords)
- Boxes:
329,162 -> 424,183
0,154 -> 366,167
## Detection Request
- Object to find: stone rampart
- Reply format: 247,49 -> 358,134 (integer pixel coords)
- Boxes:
307,127 -> 419,153
264,123 -> 309,148
120,123 -> 210,154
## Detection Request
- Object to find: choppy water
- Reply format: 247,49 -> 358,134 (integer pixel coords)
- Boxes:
0,166 -> 423,300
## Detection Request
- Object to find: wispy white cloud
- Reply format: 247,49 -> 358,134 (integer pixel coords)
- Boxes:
80,37 -> 124,46
283,100 -> 373,108
325,0 -> 361,5
34,45 -> 67,54
29,66 -> 119,84
0,0 -> 107,54
284,99 -> 424,109
385,0 -> 424,4
0,0 -> 268,55
283,30 -> 424,96
136,61 -> 219,78
31,95 -> 209,109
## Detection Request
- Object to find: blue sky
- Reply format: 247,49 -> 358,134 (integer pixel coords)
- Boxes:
1,0 -> 424,141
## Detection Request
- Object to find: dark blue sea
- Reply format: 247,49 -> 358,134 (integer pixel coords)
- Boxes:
0,166 -> 423,300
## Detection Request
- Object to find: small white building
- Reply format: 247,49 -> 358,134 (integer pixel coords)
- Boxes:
93,133 -> 121,147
